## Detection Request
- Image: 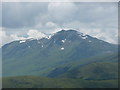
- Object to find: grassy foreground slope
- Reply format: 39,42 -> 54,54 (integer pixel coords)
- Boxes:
56,62 -> 118,80
2,76 -> 118,88
3,62 -> 118,88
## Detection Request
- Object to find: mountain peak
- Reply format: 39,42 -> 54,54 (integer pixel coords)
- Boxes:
53,29 -> 88,41
57,29 -> 77,33
56,29 -> 85,36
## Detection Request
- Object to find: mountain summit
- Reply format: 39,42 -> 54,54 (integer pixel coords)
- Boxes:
2,29 -> 118,77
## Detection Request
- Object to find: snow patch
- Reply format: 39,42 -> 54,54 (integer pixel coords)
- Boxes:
61,47 -> 64,50
19,40 -> 26,43
28,46 -> 31,48
45,34 -> 54,39
42,45 -> 44,47
61,39 -> 66,43
81,33 -> 87,37
78,32 -> 88,39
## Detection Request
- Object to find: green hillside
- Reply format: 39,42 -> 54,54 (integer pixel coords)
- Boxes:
2,76 -> 118,88
3,62 -> 118,88
57,62 -> 118,80
3,52 -> 118,77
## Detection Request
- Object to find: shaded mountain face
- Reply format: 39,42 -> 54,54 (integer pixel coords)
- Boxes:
2,30 -> 118,77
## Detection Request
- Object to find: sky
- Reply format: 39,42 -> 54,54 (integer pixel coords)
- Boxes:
0,1 -> 118,47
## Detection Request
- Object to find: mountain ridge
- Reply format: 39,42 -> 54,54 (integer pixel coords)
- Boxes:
2,29 -> 118,77
2,29 -> 117,47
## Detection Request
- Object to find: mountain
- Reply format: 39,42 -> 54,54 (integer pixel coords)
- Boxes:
2,30 -> 118,77
2,29 -> 118,88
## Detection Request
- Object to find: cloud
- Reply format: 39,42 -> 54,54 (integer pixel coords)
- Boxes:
10,34 -> 26,40
45,22 -> 58,28
0,29 -> 48,47
79,28 -> 118,44
48,2 -> 78,24
2,2 -> 117,29
0,30 -> 6,47
2,2 -> 118,44
2,2 -> 48,28
27,29 -> 46,39
0,29 -> 14,47
2,2 -> 117,28
0,29 -> 27,47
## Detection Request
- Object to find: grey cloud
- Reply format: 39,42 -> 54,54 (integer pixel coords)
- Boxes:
2,2 -> 117,29
1,2 -> 118,44
2,2 -> 48,28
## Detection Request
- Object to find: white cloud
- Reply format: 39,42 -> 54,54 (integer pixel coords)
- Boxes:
45,22 -> 58,28
79,28 -> 118,44
10,34 -> 26,40
0,29 -> 48,47
27,29 -> 47,40
0,29 -> 28,47
0,30 -> 12,47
